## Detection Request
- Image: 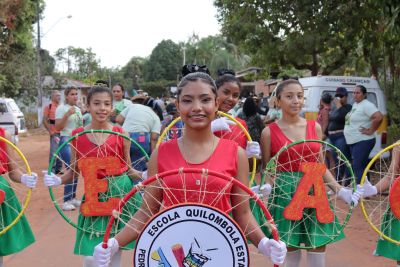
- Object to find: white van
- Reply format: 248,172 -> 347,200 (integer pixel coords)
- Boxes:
0,98 -> 27,143
298,76 -> 388,158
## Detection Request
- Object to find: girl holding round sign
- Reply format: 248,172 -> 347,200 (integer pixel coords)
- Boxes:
93,69 -> 287,266
260,79 -> 363,267
44,86 -> 144,267
0,129 -> 38,267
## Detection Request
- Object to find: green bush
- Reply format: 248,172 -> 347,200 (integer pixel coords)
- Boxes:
140,80 -> 176,97
24,112 -> 39,129
387,124 -> 400,145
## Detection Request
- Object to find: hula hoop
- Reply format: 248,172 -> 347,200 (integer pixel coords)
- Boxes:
47,129 -> 149,233
0,136 -> 32,235
103,168 -> 280,267
157,111 -> 257,186
261,139 -> 356,249
360,141 -> 400,245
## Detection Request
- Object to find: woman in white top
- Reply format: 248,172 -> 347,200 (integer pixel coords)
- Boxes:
343,85 -> 383,184
55,87 -> 83,211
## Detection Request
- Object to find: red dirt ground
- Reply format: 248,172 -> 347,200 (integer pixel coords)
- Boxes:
3,130 -> 396,266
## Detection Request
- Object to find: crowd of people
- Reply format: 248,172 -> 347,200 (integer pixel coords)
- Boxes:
0,65 -> 398,267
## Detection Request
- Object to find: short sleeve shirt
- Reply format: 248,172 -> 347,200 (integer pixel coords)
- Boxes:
55,104 -> 83,136
113,99 -> 132,115
120,104 -> 161,134
43,102 -> 59,134
343,99 -> 378,144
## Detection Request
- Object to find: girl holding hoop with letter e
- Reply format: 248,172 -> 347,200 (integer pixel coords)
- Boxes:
0,129 -> 38,267
93,67 -> 287,266
44,86 -> 143,267
260,79 -> 363,267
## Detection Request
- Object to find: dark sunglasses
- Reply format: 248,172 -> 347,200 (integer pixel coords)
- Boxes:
336,95 -> 346,98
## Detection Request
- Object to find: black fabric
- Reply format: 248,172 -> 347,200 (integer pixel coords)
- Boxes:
327,104 -> 352,132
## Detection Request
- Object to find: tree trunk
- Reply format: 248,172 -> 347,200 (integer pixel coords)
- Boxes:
311,50 -> 319,76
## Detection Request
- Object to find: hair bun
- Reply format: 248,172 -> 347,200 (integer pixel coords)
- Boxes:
181,64 -> 210,77
217,68 -> 235,76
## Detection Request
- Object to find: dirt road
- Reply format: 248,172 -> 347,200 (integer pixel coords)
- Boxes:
3,130 -> 395,266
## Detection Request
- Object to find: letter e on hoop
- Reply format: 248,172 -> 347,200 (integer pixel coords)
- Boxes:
390,176 -> 400,220
283,162 -> 334,224
78,157 -> 121,216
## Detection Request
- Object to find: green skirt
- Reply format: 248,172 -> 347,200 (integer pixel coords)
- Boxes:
266,172 -> 344,248
74,173 -> 142,256
0,176 -> 35,256
375,206 -> 400,260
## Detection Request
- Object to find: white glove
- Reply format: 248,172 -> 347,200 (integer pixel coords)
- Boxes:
246,141 -> 261,158
141,170 -> 148,180
338,186 -> 364,206
258,237 -> 287,265
362,178 -> 378,197
251,183 -> 272,198
42,171 -> 62,187
20,172 -> 38,188
93,238 -> 120,267
211,117 -> 235,132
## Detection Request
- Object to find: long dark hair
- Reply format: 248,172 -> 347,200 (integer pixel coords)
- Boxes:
177,65 -> 217,100
242,97 -> 258,117
87,86 -> 112,105
275,79 -> 303,99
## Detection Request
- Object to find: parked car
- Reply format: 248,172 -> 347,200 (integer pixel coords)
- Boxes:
0,98 -> 27,144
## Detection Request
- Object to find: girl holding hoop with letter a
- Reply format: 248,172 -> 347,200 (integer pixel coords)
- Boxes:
260,79 -> 363,267
44,86 -> 143,267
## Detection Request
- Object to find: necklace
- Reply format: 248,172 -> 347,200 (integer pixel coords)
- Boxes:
180,135 -> 217,186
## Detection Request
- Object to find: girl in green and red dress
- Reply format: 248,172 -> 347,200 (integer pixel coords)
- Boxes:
260,79 -> 363,267
0,128 -> 37,267
362,143 -> 400,266
93,69 -> 287,267
44,86 -> 142,267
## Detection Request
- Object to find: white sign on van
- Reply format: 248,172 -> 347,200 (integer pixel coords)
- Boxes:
324,77 -> 371,84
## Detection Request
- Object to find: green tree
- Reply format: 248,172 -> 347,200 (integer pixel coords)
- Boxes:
144,40 -> 182,81
121,56 -> 146,89
180,34 -> 250,75
215,0 -> 367,76
0,0 -> 41,97
54,46 -> 101,84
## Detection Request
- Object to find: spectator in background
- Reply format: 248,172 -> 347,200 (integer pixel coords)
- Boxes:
264,95 -> 281,125
43,90 -> 62,174
143,96 -> 164,121
110,84 -> 132,123
344,85 -> 383,184
238,97 -> 265,143
55,87 -> 83,211
327,87 -> 352,185
160,102 -> 183,140
317,93 -> 333,139
116,96 -> 161,171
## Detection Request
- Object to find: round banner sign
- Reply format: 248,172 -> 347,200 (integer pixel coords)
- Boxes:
134,203 -> 249,267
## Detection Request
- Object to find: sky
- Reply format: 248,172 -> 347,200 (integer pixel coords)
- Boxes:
40,0 -> 221,69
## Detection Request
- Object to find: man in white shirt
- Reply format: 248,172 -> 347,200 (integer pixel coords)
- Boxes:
116,100 -> 161,171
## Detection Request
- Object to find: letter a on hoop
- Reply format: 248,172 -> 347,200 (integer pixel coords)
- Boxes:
283,162 -> 334,224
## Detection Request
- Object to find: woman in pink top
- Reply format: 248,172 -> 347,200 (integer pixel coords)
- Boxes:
93,69 -> 287,267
